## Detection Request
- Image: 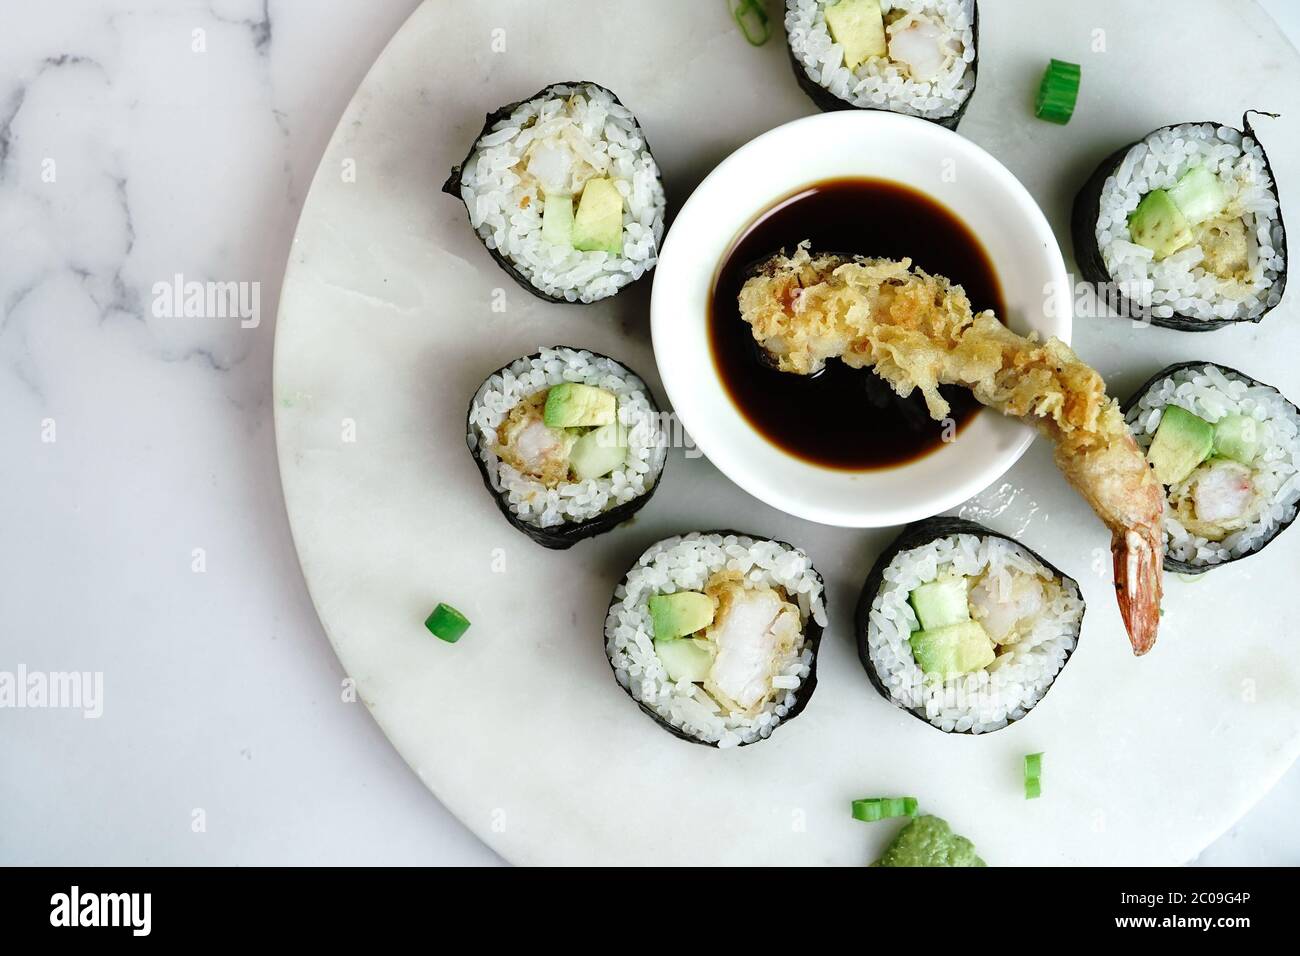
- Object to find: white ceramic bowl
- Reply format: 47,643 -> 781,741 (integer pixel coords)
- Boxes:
651,111 -> 1071,528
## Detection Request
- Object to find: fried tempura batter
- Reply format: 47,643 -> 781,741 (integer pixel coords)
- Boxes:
739,245 -> 1164,655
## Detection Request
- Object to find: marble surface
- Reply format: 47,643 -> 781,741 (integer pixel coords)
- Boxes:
1,0 -> 1296,865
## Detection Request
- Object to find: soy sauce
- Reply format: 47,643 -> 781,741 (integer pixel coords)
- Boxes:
709,178 -> 1005,471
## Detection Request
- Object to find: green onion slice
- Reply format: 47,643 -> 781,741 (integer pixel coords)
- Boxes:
1024,752 -> 1044,799
730,0 -> 771,47
425,603 -> 471,643
852,796 -> 919,822
1035,59 -> 1081,125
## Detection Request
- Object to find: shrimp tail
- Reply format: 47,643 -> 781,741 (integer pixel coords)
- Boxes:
1113,526 -> 1163,656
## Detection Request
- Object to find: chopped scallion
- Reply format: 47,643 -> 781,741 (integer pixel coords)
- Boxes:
1024,752 -> 1044,799
1034,59 -> 1081,125
852,796 -> 919,822
425,603 -> 471,643
730,0 -> 771,47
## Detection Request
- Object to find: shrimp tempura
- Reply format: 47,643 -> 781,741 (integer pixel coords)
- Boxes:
739,244 -> 1164,655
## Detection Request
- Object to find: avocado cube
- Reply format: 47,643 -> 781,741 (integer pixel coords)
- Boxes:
648,591 -> 715,640
1146,405 -> 1214,485
542,383 -> 616,428
572,178 -> 623,255
908,620 -> 995,677
825,0 -> 887,71
654,637 -> 714,683
1128,189 -> 1194,260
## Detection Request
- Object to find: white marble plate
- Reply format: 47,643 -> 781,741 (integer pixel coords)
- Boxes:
274,0 -> 1300,865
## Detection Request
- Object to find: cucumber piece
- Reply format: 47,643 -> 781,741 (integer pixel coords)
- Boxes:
908,575 -> 970,630
1213,413 -> 1261,465
541,192 -> 574,246
1167,165 -> 1228,226
569,421 -> 626,480
654,637 -> 714,683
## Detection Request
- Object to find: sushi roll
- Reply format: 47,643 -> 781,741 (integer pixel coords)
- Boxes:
856,518 -> 1084,734
443,82 -> 667,304
783,0 -> 979,129
1071,114 -> 1287,330
604,531 -> 826,748
465,347 -> 667,549
1123,362 -> 1300,574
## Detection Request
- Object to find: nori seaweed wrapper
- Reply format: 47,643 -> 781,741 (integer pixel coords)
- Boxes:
442,81 -> 664,304
465,348 -> 666,550
1121,361 -> 1300,574
784,1 -> 979,131
606,530 -> 825,747
1070,112 -> 1288,332
854,517 -> 1084,734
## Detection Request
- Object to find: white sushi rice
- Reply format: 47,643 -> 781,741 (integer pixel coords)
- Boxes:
456,83 -> 666,303
866,534 -> 1083,734
605,532 -> 827,748
467,347 -> 667,529
1126,365 -> 1300,568
785,0 -> 976,122
1095,123 -> 1285,322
